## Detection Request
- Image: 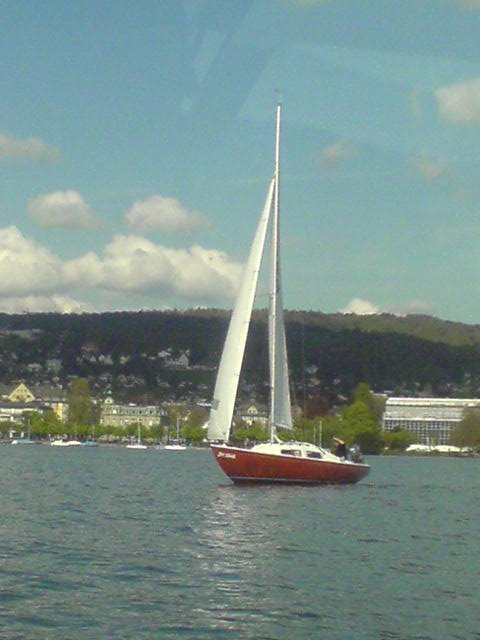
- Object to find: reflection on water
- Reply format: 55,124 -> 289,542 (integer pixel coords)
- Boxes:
0,448 -> 479,639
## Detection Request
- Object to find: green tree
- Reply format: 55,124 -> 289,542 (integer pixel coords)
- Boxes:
354,428 -> 384,454
150,423 -> 165,441
183,422 -> 206,445
125,422 -> 140,438
28,410 -> 64,438
67,378 -> 93,427
232,421 -> 268,445
0,421 -> 12,437
353,382 -> 385,422
338,383 -> 384,454
183,407 -> 208,444
451,409 -> 480,449
289,416 -> 337,446
341,400 -> 376,435
186,407 -> 209,429
383,429 -> 415,452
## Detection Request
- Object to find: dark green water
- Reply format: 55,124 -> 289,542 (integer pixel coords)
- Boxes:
1,446 -> 479,639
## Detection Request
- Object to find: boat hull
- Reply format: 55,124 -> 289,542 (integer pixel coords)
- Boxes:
211,445 -> 370,484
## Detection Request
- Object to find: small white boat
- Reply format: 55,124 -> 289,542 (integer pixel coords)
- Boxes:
163,418 -> 186,450
83,440 -> 99,447
51,439 -> 70,447
83,427 -> 99,446
126,424 -> 147,450
164,443 -> 187,451
51,439 -> 82,447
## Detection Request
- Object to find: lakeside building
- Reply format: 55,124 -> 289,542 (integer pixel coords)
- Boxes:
100,396 -> 166,430
0,400 -> 53,425
0,383 -> 68,422
237,403 -> 268,427
382,397 -> 480,445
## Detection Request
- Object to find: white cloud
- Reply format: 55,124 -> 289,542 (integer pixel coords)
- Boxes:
64,235 -> 243,301
322,139 -> 358,168
0,226 -> 242,307
340,297 -> 435,317
0,132 -> 60,161
412,155 -> 447,181
0,226 -> 65,296
341,298 -> 379,315
124,195 -> 211,233
0,295 -> 91,314
435,77 -> 480,124
28,190 -> 99,229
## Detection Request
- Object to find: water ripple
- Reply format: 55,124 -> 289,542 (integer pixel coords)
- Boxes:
1,449 -> 480,639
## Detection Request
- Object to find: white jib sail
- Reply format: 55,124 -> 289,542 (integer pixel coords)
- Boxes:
207,179 -> 275,442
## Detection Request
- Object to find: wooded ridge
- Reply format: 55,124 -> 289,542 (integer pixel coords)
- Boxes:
1,309 -> 480,401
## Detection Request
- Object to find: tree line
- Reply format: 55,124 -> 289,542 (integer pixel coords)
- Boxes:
4,377 -> 479,452
2,309 -> 480,400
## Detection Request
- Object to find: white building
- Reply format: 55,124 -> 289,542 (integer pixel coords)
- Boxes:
382,397 -> 480,445
237,403 -> 268,427
100,397 -> 166,430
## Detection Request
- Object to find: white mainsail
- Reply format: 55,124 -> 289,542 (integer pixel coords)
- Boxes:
269,252 -> 293,432
269,104 -> 293,435
207,179 -> 275,442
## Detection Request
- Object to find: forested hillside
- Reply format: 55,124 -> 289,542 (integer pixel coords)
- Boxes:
1,309 -> 480,401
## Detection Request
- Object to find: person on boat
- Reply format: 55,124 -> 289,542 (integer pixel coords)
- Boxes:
333,437 -> 347,459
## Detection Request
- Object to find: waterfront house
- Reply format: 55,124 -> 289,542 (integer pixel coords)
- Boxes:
0,383 -> 68,422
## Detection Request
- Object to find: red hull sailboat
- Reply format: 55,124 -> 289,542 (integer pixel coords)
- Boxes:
207,105 -> 370,485
211,443 -> 370,485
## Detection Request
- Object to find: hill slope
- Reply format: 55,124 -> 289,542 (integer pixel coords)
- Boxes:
0,310 -> 479,400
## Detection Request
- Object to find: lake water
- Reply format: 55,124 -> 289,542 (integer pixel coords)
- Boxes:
0,446 -> 479,640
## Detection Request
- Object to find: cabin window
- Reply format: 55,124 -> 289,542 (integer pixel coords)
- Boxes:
281,448 -> 302,457
307,451 -> 323,459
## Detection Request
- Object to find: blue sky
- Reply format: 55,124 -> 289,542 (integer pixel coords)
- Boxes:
2,0 -> 480,322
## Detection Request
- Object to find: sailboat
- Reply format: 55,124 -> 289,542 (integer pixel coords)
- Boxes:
126,424 -> 147,450
51,425 -> 81,447
164,418 -> 187,451
83,425 -> 99,447
207,105 -> 370,484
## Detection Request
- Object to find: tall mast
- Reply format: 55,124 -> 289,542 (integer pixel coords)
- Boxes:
269,103 -> 281,442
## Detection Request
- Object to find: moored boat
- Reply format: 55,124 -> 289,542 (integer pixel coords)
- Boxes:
51,438 -> 82,447
126,424 -> 147,450
163,418 -> 187,450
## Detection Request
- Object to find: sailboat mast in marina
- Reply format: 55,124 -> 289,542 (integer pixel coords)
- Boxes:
126,423 -> 147,450
207,105 -> 369,484
164,417 -> 187,450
